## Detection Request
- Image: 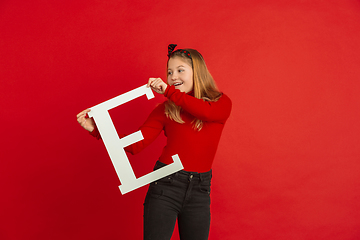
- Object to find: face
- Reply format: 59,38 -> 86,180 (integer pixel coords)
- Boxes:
167,57 -> 194,93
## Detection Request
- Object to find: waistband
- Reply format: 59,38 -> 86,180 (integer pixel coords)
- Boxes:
154,161 -> 212,182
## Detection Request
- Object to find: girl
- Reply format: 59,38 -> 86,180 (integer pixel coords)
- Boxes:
76,44 -> 232,240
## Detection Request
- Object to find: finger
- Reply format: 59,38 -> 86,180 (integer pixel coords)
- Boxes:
77,114 -> 86,123
147,78 -> 156,87
77,112 -> 85,119
77,113 -> 88,124
78,116 -> 85,124
151,82 -> 162,92
150,78 -> 157,87
149,78 -> 158,87
152,79 -> 163,89
149,85 -> 161,93
148,78 -> 162,88
76,109 -> 91,119
76,110 -> 86,118
154,79 -> 165,90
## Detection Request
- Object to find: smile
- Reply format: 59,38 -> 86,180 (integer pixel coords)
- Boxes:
173,82 -> 183,86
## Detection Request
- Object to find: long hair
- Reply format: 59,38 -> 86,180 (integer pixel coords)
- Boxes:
165,49 -> 222,131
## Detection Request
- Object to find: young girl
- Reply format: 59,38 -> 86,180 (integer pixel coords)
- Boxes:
76,44 -> 232,240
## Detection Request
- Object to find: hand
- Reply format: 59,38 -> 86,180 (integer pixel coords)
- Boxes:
76,109 -> 95,132
147,78 -> 167,94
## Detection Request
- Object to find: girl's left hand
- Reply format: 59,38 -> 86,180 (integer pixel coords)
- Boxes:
147,78 -> 167,94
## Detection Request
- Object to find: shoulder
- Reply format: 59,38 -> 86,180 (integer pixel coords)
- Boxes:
219,93 -> 231,101
216,93 -> 232,118
217,93 -> 232,106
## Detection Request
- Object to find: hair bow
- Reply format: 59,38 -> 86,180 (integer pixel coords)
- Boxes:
167,44 -> 177,57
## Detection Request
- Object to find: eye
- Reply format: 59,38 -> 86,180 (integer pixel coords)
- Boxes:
168,71 -> 172,75
178,69 -> 184,73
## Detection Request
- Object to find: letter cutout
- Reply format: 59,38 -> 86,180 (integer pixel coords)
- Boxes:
88,84 -> 183,194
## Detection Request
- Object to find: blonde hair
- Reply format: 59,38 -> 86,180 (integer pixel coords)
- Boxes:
165,49 -> 222,131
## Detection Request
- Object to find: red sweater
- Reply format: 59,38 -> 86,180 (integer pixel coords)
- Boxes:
90,85 -> 232,172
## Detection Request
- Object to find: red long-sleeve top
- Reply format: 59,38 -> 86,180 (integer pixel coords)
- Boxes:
90,85 -> 232,172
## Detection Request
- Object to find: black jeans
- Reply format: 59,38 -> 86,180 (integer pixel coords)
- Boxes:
143,161 -> 212,240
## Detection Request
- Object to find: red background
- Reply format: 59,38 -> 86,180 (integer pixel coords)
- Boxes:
1,0 -> 360,239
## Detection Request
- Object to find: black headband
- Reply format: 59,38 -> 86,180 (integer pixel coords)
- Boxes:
167,44 -> 192,59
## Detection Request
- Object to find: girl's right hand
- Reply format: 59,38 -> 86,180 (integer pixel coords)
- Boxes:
76,109 -> 95,132
147,77 -> 167,94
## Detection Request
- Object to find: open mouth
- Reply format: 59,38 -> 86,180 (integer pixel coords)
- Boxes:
173,82 -> 183,87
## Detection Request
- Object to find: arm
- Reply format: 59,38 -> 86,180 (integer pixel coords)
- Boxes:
147,77 -> 232,123
89,104 -> 165,155
164,85 -> 232,123
124,104 -> 165,154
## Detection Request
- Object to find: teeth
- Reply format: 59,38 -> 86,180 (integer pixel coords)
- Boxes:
174,82 -> 183,86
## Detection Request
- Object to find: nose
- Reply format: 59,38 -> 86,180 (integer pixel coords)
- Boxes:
171,72 -> 178,81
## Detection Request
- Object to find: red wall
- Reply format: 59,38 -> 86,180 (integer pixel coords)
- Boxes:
1,0 -> 360,239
